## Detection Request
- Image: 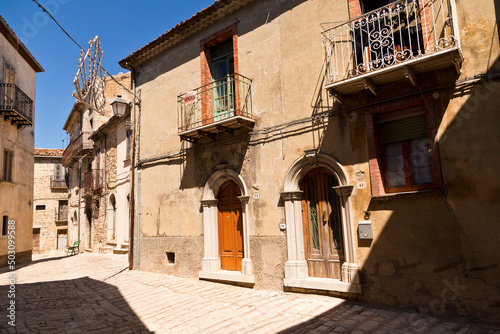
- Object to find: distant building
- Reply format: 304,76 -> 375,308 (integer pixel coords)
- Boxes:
33,149 -> 69,253
62,72 -> 132,253
90,105 -> 132,254
0,15 -> 44,266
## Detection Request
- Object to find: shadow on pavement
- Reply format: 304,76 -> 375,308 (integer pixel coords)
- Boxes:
0,276 -> 152,333
277,299 -> 500,334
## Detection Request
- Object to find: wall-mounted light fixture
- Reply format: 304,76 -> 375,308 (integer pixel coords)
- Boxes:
110,95 -> 129,116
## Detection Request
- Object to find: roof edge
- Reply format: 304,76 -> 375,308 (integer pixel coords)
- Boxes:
62,101 -> 85,132
0,15 -> 44,73
119,0 -> 255,70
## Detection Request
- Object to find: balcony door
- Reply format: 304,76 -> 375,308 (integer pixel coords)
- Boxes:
58,200 -> 68,221
218,180 -> 243,271
211,39 -> 234,122
354,0 -> 424,71
301,168 -> 344,279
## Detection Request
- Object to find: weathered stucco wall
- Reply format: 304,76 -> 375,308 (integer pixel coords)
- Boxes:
0,27 -> 38,265
129,0 -> 500,324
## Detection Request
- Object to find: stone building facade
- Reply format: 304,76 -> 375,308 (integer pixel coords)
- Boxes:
0,15 -> 43,266
33,149 -> 69,253
63,72 -> 132,253
90,107 -> 132,254
120,0 -> 500,324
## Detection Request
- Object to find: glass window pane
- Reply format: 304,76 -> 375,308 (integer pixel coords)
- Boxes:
307,178 -> 320,250
213,60 -> 228,81
327,175 -> 342,251
410,138 -> 432,185
54,163 -> 61,179
384,142 -> 406,188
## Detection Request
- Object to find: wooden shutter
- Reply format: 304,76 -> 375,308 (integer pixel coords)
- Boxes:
378,114 -> 426,145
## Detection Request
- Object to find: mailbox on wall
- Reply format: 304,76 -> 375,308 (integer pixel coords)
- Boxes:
358,221 -> 373,239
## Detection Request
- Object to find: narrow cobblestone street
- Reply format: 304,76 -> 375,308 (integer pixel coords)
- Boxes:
0,252 -> 499,333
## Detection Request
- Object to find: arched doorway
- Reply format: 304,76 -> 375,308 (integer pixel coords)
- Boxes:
199,166 -> 254,283
217,180 -> 243,271
300,167 -> 344,279
282,152 -> 360,293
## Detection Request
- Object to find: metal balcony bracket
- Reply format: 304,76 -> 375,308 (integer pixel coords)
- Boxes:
364,79 -> 378,96
236,119 -> 255,131
197,130 -> 215,140
216,125 -> 234,136
328,88 -> 343,104
404,66 -> 417,87
180,135 -> 196,143
304,148 -> 319,167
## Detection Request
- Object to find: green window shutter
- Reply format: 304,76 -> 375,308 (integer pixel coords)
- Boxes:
378,115 -> 426,145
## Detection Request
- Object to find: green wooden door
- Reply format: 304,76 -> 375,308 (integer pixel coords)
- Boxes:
211,40 -> 234,122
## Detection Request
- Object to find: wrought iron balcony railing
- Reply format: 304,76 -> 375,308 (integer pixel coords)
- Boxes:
83,169 -> 104,197
0,83 -> 33,127
62,132 -> 93,167
177,74 -> 253,139
321,0 -> 461,93
50,176 -> 68,190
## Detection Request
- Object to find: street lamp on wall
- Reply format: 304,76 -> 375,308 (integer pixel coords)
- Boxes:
110,95 -> 129,116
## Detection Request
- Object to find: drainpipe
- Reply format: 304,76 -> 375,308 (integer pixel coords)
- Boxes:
77,158 -> 81,244
104,134 -> 108,242
136,168 -> 141,270
128,65 -> 142,270
128,69 -> 135,270
135,70 -> 142,270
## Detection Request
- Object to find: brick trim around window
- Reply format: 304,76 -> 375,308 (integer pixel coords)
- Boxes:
200,23 -> 239,87
348,0 -> 362,19
364,95 -> 443,197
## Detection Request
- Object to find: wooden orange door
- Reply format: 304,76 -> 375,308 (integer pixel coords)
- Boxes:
218,180 -> 243,271
301,168 -> 344,279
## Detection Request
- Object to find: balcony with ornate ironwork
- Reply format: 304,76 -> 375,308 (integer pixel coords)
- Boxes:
83,169 -> 104,197
62,132 -> 93,167
0,83 -> 33,127
177,73 -> 254,142
321,0 -> 462,97
50,176 -> 67,190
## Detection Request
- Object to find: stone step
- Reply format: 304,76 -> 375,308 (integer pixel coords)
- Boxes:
120,243 -> 129,249
113,247 -> 129,255
100,246 -> 115,254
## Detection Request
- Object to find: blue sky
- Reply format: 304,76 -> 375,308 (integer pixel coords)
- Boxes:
0,0 -> 216,149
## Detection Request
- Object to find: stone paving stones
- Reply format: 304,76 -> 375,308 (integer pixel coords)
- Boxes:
0,251 -> 499,333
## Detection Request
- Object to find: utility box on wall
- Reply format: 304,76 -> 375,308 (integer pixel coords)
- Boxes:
358,221 -> 373,239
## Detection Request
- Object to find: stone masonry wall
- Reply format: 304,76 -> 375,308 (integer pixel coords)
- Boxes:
33,154 -> 69,253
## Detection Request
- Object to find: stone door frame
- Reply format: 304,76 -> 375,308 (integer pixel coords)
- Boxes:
282,151 -> 361,293
199,166 -> 254,284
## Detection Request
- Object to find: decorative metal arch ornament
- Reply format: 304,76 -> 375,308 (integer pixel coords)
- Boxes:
73,36 -> 106,114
